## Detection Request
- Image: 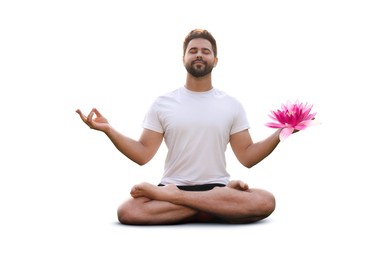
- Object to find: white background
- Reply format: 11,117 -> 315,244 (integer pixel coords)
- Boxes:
1,0 -> 389,259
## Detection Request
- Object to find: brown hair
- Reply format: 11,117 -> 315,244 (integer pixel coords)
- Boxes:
183,29 -> 217,57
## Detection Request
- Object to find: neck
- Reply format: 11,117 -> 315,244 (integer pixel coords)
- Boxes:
185,73 -> 213,92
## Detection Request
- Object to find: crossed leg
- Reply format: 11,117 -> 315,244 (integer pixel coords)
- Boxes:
117,180 -> 275,225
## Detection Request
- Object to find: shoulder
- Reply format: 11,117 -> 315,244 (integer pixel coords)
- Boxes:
153,88 -> 181,104
213,88 -> 243,105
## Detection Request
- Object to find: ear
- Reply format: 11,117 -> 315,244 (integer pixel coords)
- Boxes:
213,57 -> 218,67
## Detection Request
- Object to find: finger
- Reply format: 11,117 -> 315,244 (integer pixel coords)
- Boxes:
241,181 -> 249,190
86,109 -> 96,127
75,109 -> 88,123
92,108 -> 103,117
75,109 -> 83,116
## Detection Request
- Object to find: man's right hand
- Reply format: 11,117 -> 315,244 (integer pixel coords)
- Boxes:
76,108 -> 110,133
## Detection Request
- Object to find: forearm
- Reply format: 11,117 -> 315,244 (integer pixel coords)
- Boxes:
104,127 -> 150,165
243,129 -> 281,168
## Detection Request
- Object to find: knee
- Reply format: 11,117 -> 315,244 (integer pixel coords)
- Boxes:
117,202 -> 143,225
117,205 -> 131,224
263,192 -> 276,217
255,190 -> 276,219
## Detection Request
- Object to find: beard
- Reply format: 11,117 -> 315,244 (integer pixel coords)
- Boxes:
185,60 -> 214,78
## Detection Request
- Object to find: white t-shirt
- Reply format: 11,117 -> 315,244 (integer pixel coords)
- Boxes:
142,86 -> 250,185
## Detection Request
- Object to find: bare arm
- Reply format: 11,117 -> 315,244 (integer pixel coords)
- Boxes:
105,127 -> 163,165
76,108 -> 163,165
229,129 -> 282,168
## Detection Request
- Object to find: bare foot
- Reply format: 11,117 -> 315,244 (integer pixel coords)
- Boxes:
130,182 -> 181,202
227,180 -> 249,191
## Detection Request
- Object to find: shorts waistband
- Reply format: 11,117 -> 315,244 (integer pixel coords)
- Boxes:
158,183 -> 226,191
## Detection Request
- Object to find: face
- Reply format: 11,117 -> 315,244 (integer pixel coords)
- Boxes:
183,38 -> 218,78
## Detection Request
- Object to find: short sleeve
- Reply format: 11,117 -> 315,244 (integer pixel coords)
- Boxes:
230,100 -> 250,135
142,100 -> 164,133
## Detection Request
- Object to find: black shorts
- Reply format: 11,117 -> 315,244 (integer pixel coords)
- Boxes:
158,183 -> 226,191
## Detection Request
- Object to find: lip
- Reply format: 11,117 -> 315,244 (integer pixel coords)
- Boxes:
193,60 -> 206,65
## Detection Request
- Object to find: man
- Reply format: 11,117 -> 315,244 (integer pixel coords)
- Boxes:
76,29 -> 284,225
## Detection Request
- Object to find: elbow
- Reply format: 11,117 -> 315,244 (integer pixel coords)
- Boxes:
136,161 -> 147,166
240,153 -> 269,168
135,158 -> 150,166
241,157 -> 264,168
243,162 -> 255,169
241,160 -> 256,169
130,156 -> 151,166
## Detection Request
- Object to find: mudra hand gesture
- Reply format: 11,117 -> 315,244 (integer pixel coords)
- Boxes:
76,108 -> 110,133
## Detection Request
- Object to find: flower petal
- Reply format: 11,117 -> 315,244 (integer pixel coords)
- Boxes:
279,127 -> 294,141
265,122 -> 285,128
303,119 -> 321,127
265,100 -> 318,133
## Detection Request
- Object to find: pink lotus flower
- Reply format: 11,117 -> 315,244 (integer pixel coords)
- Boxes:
265,100 -> 317,141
